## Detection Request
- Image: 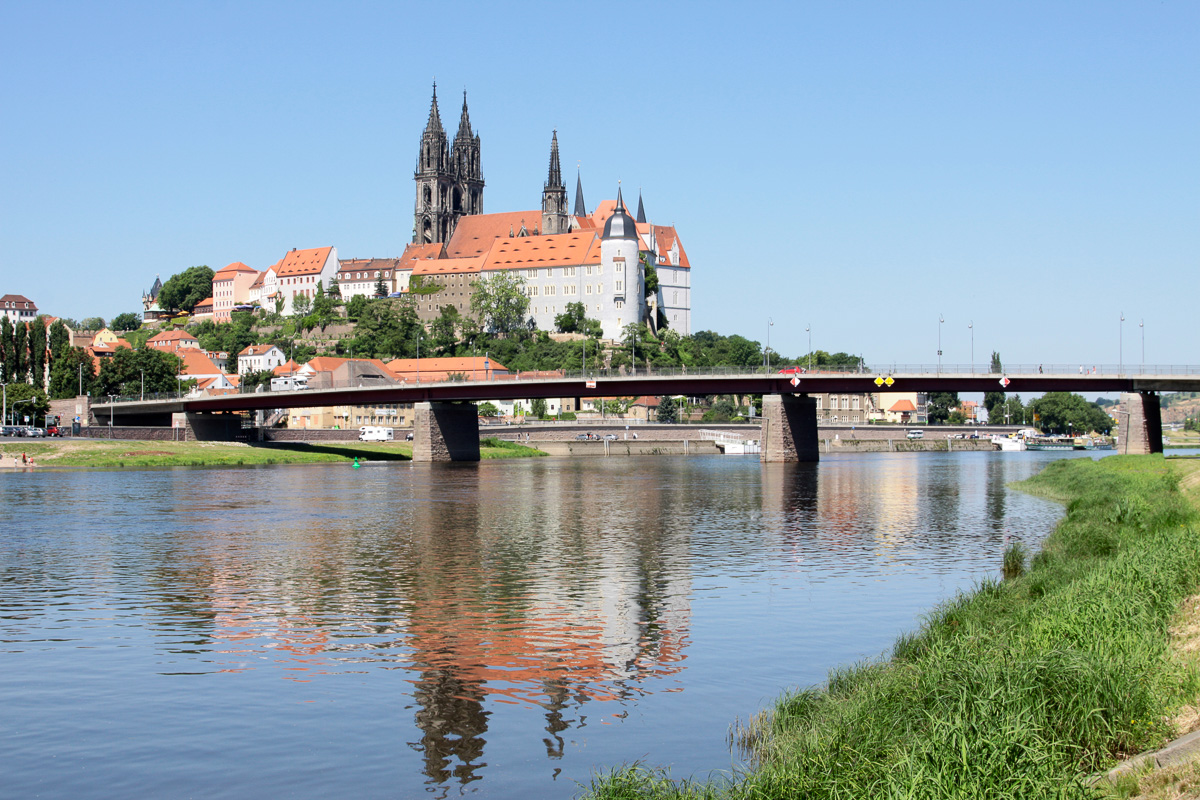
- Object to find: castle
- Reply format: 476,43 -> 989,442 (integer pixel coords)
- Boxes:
337,84 -> 692,341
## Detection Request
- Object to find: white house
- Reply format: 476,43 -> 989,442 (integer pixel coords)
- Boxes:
237,344 -> 286,375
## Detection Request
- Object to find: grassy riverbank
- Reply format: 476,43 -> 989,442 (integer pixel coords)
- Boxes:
586,455 -> 1200,799
2,437 -> 545,468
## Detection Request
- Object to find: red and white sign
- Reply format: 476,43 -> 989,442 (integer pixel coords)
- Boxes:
999,377 -> 1011,387
585,380 -> 596,389
790,376 -> 801,387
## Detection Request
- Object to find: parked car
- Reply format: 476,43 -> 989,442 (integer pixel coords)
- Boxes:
604,433 -> 618,440
45,425 -> 61,437
25,427 -> 45,438
405,432 -> 414,441
0,426 -> 19,437
575,433 -> 590,440
906,429 -> 924,440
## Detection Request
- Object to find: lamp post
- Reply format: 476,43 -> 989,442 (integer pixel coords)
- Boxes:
968,321 -> 974,372
140,369 -> 145,402
806,324 -> 812,372
1,383 -> 6,428
764,317 -> 774,372
937,314 -> 944,375
1140,319 -> 1144,373
1119,312 -> 1125,375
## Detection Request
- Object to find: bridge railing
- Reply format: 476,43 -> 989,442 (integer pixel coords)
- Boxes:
93,363 -> 1200,406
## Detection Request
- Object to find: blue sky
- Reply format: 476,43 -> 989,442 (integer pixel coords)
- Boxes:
2,1 -> 1196,370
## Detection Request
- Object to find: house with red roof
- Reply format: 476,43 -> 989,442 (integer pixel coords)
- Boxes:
237,344 -> 286,375
212,262 -> 259,322
0,294 -> 38,325
147,329 -> 200,352
274,246 -> 338,316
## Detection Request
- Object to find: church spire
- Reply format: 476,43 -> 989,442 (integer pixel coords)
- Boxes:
636,190 -> 646,223
453,90 -> 473,145
573,167 -> 587,217
541,131 -> 568,234
423,81 -> 445,138
546,130 -> 563,189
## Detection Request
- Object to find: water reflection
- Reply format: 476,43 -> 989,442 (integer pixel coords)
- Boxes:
0,453 -> 1071,799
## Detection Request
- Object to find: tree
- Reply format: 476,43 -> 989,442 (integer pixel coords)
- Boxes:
311,283 -> 339,332
292,293 -> 312,319
375,274 -> 388,298
555,302 -> 588,333
97,347 -> 183,397
430,306 -> 460,353
984,351 -> 1006,422
993,394 -> 1027,426
48,347 -> 97,399
48,319 -> 70,362
926,392 -> 959,424
3,383 -> 49,426
28,317 -> 47,390
81,316 -> 106,331
13,320 -> 28,383
110,312 -> 142,332
530,397 -> 547,419
239,369 -> 276,392
704,396 -> 737,422
1029,392 -> 1113,435
346,294 -> 369,321
656,396 -> 678,424
157,266 -> 214,313
640,252 -> 659,297
470,272 -> 529,335
477,401 -> 500,418
0,316 -> 12,382
327,276 -> 342,298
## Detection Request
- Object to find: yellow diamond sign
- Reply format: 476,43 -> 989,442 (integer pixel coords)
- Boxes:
874,376 -> 885,386
885,376 -> 895,386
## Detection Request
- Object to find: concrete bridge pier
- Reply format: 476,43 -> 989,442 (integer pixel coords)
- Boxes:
412,401 -> 480,462
183,412 -> 242,441
1119,392 -> 1163,455
761,394 -> 819,463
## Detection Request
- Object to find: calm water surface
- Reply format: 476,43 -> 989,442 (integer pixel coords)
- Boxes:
1,452 -> 1080,798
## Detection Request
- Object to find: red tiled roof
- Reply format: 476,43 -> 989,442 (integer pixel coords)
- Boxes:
412,255 -> 484,277
214,261 -> 257,278
444,211 -> 543,258
148,329 -> 199,344
889,399 -> 917,412
385,356 -> 509,377
178,348 -> 225,377
481,232 -> 600,271
238,344 -> 280,357
650,225 -> 691,269
276,247 -> 333,278
273,359 -> 301,376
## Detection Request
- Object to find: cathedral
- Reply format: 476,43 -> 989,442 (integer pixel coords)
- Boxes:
342,84 -> 693,340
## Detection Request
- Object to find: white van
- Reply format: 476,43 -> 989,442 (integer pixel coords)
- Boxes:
906,429 -> 924,439
359,426 -> 394,442
270,376 -> 309,392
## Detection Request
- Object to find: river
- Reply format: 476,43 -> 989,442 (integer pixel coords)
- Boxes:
1,451 -> 1080,798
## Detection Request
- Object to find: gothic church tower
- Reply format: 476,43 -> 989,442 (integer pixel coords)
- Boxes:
414,84 -> 484,244
541,131 -> 569,235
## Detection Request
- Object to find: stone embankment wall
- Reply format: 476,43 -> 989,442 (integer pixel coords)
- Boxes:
535,440 -> 722,457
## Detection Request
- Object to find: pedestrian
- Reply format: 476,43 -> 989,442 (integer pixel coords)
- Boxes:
1038,364 -> 1043,373
1079,365 -> 1084,374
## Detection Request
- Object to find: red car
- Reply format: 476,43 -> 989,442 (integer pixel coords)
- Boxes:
45,425 -> 62,437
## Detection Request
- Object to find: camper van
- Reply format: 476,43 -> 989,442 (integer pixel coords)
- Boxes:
270,376 -> 309,392
359,426 -> 394,442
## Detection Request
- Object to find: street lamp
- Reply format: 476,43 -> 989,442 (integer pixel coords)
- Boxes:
938,314 -> 944,374
968,321 -> 974,372
764,317 -> 774,371
1140,319 -> 1144,373
140,369 -> 145,402
806,324 -> 812,372
1119,312 -> 1125,375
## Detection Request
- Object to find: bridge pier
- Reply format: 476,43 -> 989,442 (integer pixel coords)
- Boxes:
761,394 -> 819,463
1119,392 -> 1163,455
412,401 -> 480,462
183,412 -> 242,441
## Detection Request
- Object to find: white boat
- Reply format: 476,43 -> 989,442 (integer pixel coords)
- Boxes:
991,436 -> 1027,452
719,439 -> 761,455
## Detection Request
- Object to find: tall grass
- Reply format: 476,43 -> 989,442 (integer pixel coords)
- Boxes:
585,455 -> 1200,799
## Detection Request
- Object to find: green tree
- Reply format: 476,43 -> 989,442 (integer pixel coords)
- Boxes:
292,293 -> 313,320
430,306 -> 460,353
28,317 -> 47,390
81,316 -> 106,331
48,319 -> 70,362
555,302 -> 588,333
97,347 -> 183,397
3,383 -> 49,426
13,320 -> 28,383
327,276 -> 342,298
1030,392 -> 1113,435
993,394 -> 1027,426
640,252 -> 659,297
110,312 -> 142,332
470,272 -> 529,335
375,274 -> 388,298
346,294 -> 369,321
530,397 -> 547,419
311,283 -> 339,332
477,401 -> 499,418
704,396 -> 737,422
0,316 -> 11,382
656,396 -> 678,423
157,266 -> 215,313
984,351 -> 1005,421
48,347 -> 98,399
239,369 -> 276,392
926,392 -> 959,424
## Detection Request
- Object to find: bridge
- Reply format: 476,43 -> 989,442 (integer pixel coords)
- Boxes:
88,363 -> 1200,462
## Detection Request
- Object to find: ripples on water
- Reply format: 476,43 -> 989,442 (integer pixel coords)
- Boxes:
0,452 -> 1075,798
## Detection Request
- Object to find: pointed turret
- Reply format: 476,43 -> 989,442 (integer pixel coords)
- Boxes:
603,185 -> 638,241
541,131 -> 569,234
573,168 -> 587,217
636,190 -> 646,224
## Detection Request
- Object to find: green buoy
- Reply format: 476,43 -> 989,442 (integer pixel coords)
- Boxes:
353,457 -> 360,469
